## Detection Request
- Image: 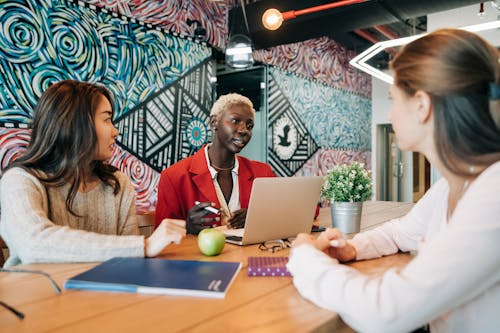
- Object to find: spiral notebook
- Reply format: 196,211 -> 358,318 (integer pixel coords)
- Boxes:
247,256 -> 291,277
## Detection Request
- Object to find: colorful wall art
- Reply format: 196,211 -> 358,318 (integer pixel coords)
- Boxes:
256,38 -> 372,177
0,0 -> 214,212
253,37 -> 371,98
1,0 -> 373,213
84,0 -> 228,49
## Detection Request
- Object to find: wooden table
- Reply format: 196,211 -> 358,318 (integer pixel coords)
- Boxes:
0,201 -> 413,333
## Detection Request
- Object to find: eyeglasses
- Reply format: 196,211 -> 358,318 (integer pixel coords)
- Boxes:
0,268 -> 62,320
0,300 -> 25,320
258,238 -> 293,253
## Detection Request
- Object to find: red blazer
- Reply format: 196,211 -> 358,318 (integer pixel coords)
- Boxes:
155,146 -> 276,228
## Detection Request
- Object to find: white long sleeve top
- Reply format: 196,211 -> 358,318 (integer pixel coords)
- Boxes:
0,167 -> 145,267
287,161 -> 500,333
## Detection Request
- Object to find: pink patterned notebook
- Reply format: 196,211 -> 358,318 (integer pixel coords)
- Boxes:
247,257 -> 291,277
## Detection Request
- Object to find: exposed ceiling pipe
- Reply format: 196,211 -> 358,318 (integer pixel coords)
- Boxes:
353,29 -> 380,44
354,29 -> 396,57
373,25 -> 399,39
278,0 -> 369,20
243,0 -> 483,49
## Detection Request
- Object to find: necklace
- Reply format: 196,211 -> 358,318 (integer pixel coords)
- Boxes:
210,161 -> 234,171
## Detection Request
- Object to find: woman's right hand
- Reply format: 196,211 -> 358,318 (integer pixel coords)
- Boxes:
186,202 -> 220,234
145,219 -> 186,257
317,228 -> 357,262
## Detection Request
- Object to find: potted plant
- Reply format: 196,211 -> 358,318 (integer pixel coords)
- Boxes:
321,162 -> 373,234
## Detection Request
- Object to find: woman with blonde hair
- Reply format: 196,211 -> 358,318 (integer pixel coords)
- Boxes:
155,93 -> 276,234
288,29 -> 500,332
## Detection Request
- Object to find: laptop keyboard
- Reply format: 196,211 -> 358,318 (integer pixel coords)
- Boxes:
225,235 -> 243,242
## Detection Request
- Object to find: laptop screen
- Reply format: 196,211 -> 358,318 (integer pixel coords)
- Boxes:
218,176 -> 324,245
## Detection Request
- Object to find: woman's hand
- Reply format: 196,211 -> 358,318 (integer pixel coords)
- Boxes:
317,228 -> 357,262
145,219 -> 186,257
187,202 -> 220,234
228,209 -> 247,229
292,228 -> 357,263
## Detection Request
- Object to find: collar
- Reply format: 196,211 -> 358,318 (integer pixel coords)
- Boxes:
204,144 -> 239,179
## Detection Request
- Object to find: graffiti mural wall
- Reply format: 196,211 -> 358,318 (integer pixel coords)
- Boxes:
255,37 -> 372,177
84,0 -> 228,49
1,0 -> 373,212
0,0 -> 214,212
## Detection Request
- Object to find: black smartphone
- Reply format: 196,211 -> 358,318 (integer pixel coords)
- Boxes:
311,225 -> 326,232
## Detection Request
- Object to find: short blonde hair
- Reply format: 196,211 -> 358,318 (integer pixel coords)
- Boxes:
210,93 -> 255,119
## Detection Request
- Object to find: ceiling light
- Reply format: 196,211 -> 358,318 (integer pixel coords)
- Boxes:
261,0 -> 369,30
262,8 -> 284,30
349,19 -> 500,84
225,34 -> 254,68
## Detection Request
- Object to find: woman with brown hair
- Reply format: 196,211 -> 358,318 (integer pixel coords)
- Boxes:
0,80 -> 185,267
288,29 -> 500,332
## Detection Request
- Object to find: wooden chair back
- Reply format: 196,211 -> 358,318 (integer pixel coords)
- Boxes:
137,211 -> 155,237
0,236 -> 7,267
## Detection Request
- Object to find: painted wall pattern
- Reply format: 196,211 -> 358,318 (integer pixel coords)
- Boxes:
0,128 -> 30,176
294,148 -> 371,177
254,37 -> 371,98
85,0 -> 228,49
109,145 -> 159,213
270,67 -> 371,151
0,0 -> 211,125
267,67 -> 371,177
267,69 -> 319,177
0,0 -> 374,211
0,0 -> 213,212
115,59 -> 215,173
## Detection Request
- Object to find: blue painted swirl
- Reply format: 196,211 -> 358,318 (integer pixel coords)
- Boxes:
0,0 -> 211,123
0,1 -> 44,63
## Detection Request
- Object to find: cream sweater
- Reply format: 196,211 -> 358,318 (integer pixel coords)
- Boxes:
0,167 -> 145,267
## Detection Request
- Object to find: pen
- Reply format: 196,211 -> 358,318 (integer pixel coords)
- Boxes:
195,201 -> 220,214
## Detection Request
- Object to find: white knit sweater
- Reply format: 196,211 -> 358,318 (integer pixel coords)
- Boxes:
0,167 -> 145,267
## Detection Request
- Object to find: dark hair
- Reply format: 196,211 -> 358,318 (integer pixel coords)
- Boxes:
10,80 -> 120,215
390,28 -> 500,177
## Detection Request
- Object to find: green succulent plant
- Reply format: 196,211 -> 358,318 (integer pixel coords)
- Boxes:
321,162 -> 373,202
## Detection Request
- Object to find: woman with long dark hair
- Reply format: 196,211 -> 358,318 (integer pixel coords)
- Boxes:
0,80 -> 185,267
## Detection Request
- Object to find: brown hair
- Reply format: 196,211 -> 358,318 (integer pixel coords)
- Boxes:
390,28 -> 500,177
10,80 -> 120,215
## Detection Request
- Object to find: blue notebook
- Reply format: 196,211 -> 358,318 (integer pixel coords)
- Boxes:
64,257 -> 242,299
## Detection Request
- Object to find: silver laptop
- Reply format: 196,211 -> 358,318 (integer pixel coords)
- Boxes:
218,176 -> 324,245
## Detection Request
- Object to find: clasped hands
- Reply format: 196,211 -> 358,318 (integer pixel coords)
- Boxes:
187,201 -> 246,234
292,228 -> 357,263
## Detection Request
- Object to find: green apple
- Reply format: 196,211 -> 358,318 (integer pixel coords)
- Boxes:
197,228 -> 226,256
